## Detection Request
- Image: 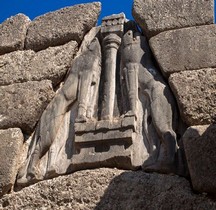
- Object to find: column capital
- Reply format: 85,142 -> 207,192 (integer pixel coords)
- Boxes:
101,13 -> 125,38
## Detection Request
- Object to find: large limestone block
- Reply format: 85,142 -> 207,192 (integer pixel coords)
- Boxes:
133,0 -> 213,38
169,69 -> 216,125
0,40 -> 78,86
150,25 -> 216,77
0,80 -> 55,134
0,128 -> 24,197
25,2 -> 101,51
183,125 -> 216,194
0,14 -> 30,55
0,169 -> 215,209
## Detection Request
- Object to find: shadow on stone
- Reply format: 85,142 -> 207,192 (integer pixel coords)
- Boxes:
95,170 -> 216,210
183,124 -> 216,194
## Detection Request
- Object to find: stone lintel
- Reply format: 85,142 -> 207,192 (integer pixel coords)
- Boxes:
75,132 -> 103,143
75,117 -> 136,134
75,129 -> 133,143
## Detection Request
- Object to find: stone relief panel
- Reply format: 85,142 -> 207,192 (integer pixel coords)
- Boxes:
16,14 -> 185,187
121,21 -> 180,174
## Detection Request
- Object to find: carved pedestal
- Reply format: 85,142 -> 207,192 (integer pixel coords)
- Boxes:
70,13 -> 149,172
72,116 -> 147,171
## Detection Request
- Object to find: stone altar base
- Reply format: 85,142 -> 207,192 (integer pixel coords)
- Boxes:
71,116 -> 148,171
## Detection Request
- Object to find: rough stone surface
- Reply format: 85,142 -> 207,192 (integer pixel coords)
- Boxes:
150,25 -> 216,77
0,80 -> 55,134
25,2 -> 101,51
169,69 -> 216,125
0,128 -> 24,197
0,40 -> 78,86
0,168 -> 215,209
183,124 -> 216,194
133,0 -> 213,38
0,14 -> 30,55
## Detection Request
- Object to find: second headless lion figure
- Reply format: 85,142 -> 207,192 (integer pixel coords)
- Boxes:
121,22 -> 179,173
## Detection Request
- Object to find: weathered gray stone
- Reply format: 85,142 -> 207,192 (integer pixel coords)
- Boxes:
133,0 -> 213,38
100,14 -> 125,121
25,2 -> 101,51
121,22 -> 179,174
1,168 -> 216,209
76,38 -> 101,123
0,80 -> 55,134
150,25 -> 216,77
16,32 -> 102,186
0,14 -> 30,55
183,124 -> 216,194
17,18 -> 184,187
72,125 -> 146,172
0,40 -> 78,86
169,69 -> 216,125
0,128 -> 24,197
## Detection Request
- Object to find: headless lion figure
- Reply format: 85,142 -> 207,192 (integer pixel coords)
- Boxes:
121,26 -> 178,174
17,38 -> 101,183
76,40 -> 101,122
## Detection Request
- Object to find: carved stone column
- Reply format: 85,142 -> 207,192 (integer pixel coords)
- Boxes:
101,13 -> 125,120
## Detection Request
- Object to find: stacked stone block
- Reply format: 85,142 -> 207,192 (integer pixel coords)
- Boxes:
0,2 -> 101,196
133,0 -> 215,194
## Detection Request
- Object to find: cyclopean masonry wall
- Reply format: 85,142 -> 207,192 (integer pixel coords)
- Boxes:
133,0 -> 216,195
0,0 -> 215,208
0,2 -> 101,196
133,0 -> 213,38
